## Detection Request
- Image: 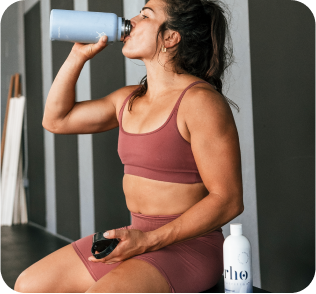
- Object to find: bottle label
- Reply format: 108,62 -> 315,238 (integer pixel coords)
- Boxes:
224,265 -> 253,293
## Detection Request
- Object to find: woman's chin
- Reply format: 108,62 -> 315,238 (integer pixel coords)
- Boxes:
122,48 -> 143,60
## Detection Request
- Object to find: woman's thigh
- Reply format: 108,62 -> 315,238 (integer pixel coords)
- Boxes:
14,244 -> 96,293
86,258 -> 171,293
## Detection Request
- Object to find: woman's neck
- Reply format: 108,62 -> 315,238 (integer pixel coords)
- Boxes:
143,57 -> 191,102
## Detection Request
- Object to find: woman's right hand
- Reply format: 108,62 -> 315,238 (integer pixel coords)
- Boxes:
71,35 -> 108,62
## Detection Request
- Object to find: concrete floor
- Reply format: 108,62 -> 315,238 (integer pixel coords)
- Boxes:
1,224 -> 69,290
1,224 -> 269,292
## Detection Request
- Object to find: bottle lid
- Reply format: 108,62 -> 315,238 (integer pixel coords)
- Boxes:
120,18 -> 131,41
230,223 -> 242,236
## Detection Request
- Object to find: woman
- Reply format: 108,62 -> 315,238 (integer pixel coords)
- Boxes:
15,0 -> 243,292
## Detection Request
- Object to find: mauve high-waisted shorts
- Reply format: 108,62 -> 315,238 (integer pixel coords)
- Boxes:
72,211 -> 224,293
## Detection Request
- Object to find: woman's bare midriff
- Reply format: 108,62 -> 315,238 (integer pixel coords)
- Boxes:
117,81 -> 214,215
123,174 -> 209,215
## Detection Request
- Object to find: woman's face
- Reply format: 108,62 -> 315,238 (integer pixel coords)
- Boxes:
122,0 -> 167,60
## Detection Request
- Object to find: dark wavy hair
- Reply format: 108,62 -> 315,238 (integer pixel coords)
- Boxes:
127,0 -> 238,111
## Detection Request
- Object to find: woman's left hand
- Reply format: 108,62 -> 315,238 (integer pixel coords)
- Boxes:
88,229 -> 151,264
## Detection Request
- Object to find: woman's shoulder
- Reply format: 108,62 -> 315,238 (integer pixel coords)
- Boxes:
184,80 -> 227,109
182,80 -> 235,130
113,85 -> 141,111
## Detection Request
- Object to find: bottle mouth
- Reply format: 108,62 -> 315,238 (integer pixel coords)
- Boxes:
121,18 -> 131,42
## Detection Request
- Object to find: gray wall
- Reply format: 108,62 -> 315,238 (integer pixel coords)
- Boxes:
248,0 -> 315,292
1,1 -> 25,131
221,0 -> 261,287
50,0 -> 81,242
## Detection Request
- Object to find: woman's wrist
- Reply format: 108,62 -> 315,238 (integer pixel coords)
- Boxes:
68,49 -> 88,66
144,231 -> 160,252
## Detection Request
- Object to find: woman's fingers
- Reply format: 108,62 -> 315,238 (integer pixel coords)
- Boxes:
85,35 -> 108,59
95,35 -> 108,51
72,35 -> 108,62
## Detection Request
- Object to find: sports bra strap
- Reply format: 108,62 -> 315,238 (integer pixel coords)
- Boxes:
119,86 -> 141,119
173,80 -> 209,112
120,80 -> 209,120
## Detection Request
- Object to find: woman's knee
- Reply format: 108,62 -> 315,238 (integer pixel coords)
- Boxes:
14,270 -> 37,293
14,244 -> 95,292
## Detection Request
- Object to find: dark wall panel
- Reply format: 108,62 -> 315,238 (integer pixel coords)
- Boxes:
51,0 -> 80,241
248,0 -> 315,292
88,0 -> 130,232
1,2 -> 23,133
24,2 -> 46,227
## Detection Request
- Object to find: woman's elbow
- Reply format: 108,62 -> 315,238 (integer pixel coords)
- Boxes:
237,204 -> 244,215
234,198 -> 244,217
42,120 -> 59,134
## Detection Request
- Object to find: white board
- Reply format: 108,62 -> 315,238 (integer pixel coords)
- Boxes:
13,145 -> 28,225
1,96 -> 26,226
1,98 -> 16,225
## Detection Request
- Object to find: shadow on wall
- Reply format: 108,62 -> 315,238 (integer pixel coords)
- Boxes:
248,0 -> 315,293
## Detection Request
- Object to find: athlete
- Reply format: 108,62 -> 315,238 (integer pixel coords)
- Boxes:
15,0 -> 243,292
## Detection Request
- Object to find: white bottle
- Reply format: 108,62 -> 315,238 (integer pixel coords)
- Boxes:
223,223 -> 253,293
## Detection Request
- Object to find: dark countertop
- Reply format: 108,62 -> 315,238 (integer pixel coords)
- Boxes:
202,275 -> 270,293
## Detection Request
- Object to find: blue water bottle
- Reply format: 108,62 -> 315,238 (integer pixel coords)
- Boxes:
50,9 -> 131,43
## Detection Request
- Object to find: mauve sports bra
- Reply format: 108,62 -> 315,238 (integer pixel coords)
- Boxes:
117,80 -> 209,184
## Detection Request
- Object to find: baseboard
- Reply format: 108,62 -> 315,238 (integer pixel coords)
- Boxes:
28,221 -> 74,243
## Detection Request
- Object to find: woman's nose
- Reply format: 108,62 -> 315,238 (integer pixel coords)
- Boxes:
127,18 -> 136,35
130,16 -> 138,27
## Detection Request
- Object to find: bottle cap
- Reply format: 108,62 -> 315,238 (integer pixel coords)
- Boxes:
230,223 -> 242,236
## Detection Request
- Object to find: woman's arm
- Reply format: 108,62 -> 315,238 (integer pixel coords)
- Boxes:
145,87 -> 244,251
42,37 -> 109,134
146,195 -> 243,251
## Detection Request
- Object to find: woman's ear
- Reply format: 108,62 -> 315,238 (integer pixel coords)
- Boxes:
164,30 -> 181,49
